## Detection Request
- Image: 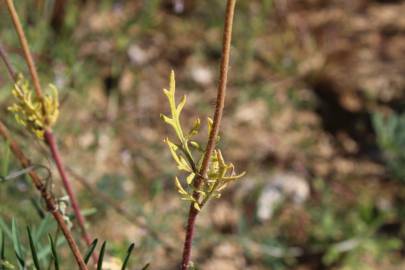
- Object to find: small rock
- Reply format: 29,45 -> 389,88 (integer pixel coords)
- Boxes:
257,172 -> 309,221
127,44 -> 158,66
190,66 -> 213,86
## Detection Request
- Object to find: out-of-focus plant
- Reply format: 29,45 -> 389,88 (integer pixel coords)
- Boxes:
309,179 -> 402,269
0,219 -> 137,270
8,74 -> 59,139
4,0 -> 92,251
373,112 -> 405,182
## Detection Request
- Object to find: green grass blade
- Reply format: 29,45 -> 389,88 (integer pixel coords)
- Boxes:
27,227 -> 41,270
84,239 -> 98,264
11,219 -> 25,269
35,215 -> 53,242
121,243 -> 134,270
37,236 -> 64,261
48,234 -> 59,270
1,230 -> 5,270
0,218 -> 12,240
97,241 -> 106,270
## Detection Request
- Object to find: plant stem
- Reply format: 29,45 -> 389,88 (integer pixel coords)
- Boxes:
0,121 -> 88,270
44,130 -> 93,246
4,0 -> 93,251
0,43 -> 17,81
5,0 -> 43,98
180,0 -> 236,269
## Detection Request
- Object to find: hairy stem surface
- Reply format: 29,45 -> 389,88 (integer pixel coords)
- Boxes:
0,43 -> 17,81
4,0 -> 93,250
44,131 -> 93,246
180,0 -> 236,269
0,121 -> 88,270
5,0 -> 43,98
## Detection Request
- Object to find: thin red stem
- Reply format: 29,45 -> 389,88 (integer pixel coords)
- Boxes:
180,0 -> 236,269
0,43 -> 17,81
5,0 -> 43,98
180,206 -> 198,269
0,121 -> 88,270
44,130 -> 92,246
4,0 -> 94,254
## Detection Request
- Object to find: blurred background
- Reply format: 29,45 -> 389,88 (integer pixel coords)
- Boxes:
0,0 -> 404,269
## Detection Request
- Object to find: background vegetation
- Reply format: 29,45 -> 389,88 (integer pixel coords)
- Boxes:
0,0 -> 404,269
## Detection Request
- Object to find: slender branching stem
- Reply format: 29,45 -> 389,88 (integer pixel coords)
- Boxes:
0,43 -> 17,81
4,0 -> 93,251
180,0 -> 236,269
44,131 -> 93,246
0,121 -> 88,270
5,0 -> 43,98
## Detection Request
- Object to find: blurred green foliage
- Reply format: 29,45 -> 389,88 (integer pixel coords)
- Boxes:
373,112 -> 405,182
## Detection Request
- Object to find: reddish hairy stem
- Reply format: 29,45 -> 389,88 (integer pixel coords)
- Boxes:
44,130 -> 92,246
0,43 -> 17,81
4,0 -> 94,253
180,0 -> 236,269
0,122 -> 88,270
180,206 -> 198,269
5,0 -> 43,98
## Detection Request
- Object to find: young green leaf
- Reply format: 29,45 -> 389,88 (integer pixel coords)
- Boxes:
27,227 -> 41,270
160,71 -> 187,144
187,118 -> 201,139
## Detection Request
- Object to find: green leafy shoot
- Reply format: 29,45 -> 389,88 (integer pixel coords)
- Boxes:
161,71 -> 245,211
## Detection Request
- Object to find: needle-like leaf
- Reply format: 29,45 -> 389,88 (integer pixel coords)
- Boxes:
121,243 -> 135,270
27,227 -> 41,270
84,239 -> 98,264
97,241 -> 107,270
48,234 -> 59,270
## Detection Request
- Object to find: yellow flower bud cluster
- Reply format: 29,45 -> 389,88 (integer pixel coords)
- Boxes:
8,75 -> 59,138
